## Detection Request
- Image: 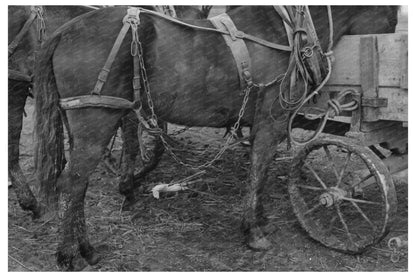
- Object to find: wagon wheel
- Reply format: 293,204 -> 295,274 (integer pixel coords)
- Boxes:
288,136 -> 397,254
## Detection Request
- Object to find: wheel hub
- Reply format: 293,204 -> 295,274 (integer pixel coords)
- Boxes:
319,187 -> 348,207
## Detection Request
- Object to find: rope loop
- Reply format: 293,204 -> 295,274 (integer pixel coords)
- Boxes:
288,88 -> 359,146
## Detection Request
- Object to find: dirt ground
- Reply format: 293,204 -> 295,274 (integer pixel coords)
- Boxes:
8,98 -> 408,271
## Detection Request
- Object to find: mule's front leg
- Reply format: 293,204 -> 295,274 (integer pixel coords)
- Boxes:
242,98 -> 288,251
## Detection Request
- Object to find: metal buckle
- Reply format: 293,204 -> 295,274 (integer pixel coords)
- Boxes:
123,7 -> 141,25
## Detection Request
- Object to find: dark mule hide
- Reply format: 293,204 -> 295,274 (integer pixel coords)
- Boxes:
34,6 -> 398,270
175,5 -> 212,19
118,5 -> 213,211
8,5 -> 205,217
8,6 -> 96,218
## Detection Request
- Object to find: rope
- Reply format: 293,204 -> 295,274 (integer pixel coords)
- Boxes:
283,6 -> 338,146
287,87 -> 360,146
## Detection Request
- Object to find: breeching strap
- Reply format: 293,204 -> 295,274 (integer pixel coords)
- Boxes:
8,6 -> 46,82
8,6 -> 43,57
62,8 -> 142,110
9,6 -> 46,83
91,16 -> 132,95
210,13 -> 253,91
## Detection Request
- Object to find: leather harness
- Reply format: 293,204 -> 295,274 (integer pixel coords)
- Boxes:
59,6 -> 332,118
8,6 -> 45,83
209,13 -> 252,90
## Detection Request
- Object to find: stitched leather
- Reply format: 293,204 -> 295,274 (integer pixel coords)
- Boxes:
210,14 -> 252,90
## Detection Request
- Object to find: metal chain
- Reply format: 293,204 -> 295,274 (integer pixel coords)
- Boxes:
134,18 -> 259,169
159,85 -> 253,170
136,35 -> 254,169
136,33 -> 160,130
33,6 -> 46,42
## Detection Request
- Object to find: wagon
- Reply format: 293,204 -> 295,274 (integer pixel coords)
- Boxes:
287,32 -> 408,253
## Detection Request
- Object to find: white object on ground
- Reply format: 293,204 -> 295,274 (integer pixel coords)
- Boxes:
151,183 -> 189,199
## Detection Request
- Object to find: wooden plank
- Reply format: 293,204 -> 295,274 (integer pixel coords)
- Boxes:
322,33 -> 408,124
377,87 -> 408,122
400,34 -> 408,89
360,36 -> 379,98
346,123 -> 407,146
326,33 -> 407,88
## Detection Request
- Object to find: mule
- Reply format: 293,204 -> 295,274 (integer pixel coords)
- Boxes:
115,5 -> 213,210
33,6 -> 398,269
8,5 -> 98,218
8,5 -> 208,217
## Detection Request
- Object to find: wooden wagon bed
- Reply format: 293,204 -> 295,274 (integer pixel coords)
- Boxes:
299,32 -> 408,148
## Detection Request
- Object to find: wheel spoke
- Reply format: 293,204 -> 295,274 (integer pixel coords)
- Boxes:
350,173 -> 373,189
305,164 -> 328,189
348,200 -> 377,232
323,145 -> 339,179
296,184 -> 325,191
305,202 -> 322,215
335,204 -> 358,248
340,197 -> 381,206
336,152 -> 351,188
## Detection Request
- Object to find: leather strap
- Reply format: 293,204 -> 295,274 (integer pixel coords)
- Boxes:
61,7 -> 142,111
210,13 -> 252,89
154,5 -> 177,17
60,95 -> 135,110
139,8 -> 292,52
8,6 -> 39,57
274,6 -> 293,48
8,69 -> 32,82
91,22 -> 131,95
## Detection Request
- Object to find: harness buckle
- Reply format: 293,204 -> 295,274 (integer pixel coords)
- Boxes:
123,7 -> 141,25
302,46 -> 314,58
97,68 -> 110,82
133,76 -> 141,90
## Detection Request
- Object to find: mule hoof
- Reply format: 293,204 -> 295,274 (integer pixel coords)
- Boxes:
56,250 -> 75,271
34,207 -> 57,224
122,197 -> 139,211
31,205 -> 43,220
245,226 -> 273,251
80,243 -> 101,266
85,251 -> 101,266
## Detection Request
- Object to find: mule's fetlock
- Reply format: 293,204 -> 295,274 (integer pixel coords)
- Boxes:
245,226 -> 272,251
80,242 -> 100,265
56,246 -> 77,271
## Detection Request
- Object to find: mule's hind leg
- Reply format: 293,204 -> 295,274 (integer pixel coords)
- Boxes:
8,83 -> 41,218
119,113 -> 166,210
119,111 -> 141,210
56,110 -> 121,270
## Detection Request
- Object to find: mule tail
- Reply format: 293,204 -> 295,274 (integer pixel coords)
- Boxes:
33,33 -> 66,209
